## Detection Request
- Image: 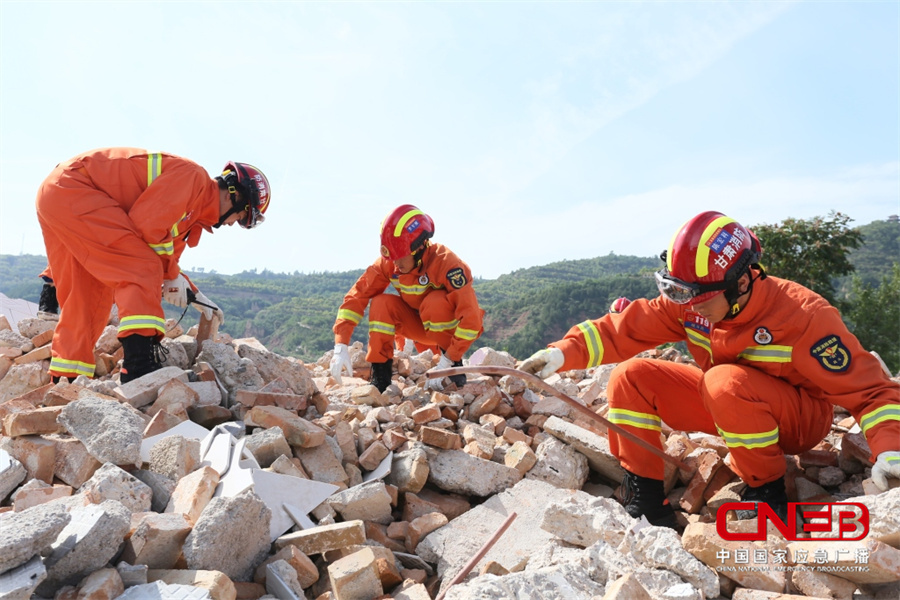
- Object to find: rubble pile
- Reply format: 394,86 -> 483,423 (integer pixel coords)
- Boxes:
1,311 -> 899,600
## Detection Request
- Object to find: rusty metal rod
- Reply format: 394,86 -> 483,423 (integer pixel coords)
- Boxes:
434,511 -> 518,600
427,365 -> 690,471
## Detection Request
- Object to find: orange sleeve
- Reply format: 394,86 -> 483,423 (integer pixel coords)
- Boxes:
792,306 -> 900,458
550,296 -> 685,371
126,160 -> 214,280
333,260 -> 392,345
430,249 -> 484,362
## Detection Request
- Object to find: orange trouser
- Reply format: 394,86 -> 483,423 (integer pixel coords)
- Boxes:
36,169 -> 166,379
606,358 -> 832,486
365,292 -> 454,363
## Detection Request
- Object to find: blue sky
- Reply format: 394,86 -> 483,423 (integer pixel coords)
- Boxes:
1,1 -> 897,280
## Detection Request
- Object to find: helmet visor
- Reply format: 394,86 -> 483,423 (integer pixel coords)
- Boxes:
655,269 -> 729,305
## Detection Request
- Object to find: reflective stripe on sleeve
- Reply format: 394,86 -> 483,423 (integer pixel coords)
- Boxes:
859,404 -> 900,435
454,327 -> 480,341
576,320 -> 603,368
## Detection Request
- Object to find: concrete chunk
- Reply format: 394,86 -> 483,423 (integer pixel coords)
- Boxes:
427,449 -> 522,497
182,488 -> 272,582
40,500 -> 131,593
0,555 -> 46,600
0,502 -> 71,573
58,392 -> 145,467
543,415 -> 626,484
112,366 -> 189,408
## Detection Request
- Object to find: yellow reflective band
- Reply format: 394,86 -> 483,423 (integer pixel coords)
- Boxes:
118,315 -> 166,334
147,153 -> 162,186
454,327 -> 480,341
423,319 -> 459,332
685,328 -> 712,358
392,281 -> 440,295
171,213 -> 185,238
694,215 -> 736,278
148,241 -> 174,256
738,345 -> 792,363
50,357 -> 95,377
337,309 -> 363,324
393,209 -> 426,238
716,425 -> 779,449
369,320 -> 396,336
608,408 -> 662,432
576,320 -> 603,368
859,404 -> 900,435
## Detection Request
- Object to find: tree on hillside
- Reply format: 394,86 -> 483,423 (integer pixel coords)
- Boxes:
843,264 -> 900,375
750,212 -> 862,305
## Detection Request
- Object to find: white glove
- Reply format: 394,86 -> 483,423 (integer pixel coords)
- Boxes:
872,451 -> 900,491
426,353 -> 454,391
330,343 -> 353,384
520,347 -> 565,379
192,291 -> 224,326
403,338 -> 417,354
162,274 -> 191,308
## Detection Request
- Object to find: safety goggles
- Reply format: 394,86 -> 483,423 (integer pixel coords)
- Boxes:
654,269 -> 729,305
238,183 -> 265,229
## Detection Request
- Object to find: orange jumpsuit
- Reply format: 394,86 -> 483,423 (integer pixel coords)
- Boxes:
333,243 -> 485,363
550,275 -> 900,485
36,148 -> 220,379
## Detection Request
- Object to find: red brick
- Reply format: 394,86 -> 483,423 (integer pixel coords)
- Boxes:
420,426 -> 461,450
30,329 -> 55,347
3,406 -> 64,437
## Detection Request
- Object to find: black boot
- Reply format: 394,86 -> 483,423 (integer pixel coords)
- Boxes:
38,283 -> 59,315
370,359 -> 393,393
735,477 -> 789,522
448,359 -> 466,388
620,469 -> 678,529
120,334 -> 168,384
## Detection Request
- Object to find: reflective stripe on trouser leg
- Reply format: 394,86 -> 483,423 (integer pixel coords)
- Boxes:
366,294 -> 444,363
606,358 -> 717,480
418,290 -> 463,354
701,363 -> 832,487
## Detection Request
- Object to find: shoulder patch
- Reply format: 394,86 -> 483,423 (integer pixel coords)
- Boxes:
446,267 -> 467,289
810,335 -> 851,373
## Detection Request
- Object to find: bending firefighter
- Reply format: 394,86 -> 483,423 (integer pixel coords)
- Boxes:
36,147 -> 271,383
330,205 -> 485,392
521,211 -> 900,528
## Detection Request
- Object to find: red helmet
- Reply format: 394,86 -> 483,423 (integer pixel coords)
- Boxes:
217,162 -> 271,229
379,205 -> 435,260
655,211 -> 762,305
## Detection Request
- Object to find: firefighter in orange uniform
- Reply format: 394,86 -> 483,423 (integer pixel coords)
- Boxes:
36,148 -> 271,383
330,205 -> 485,392
522,211 -> 900,528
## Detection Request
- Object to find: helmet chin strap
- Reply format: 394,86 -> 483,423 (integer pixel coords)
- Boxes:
722,267 -> 767,320
213,187 -> 245,229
